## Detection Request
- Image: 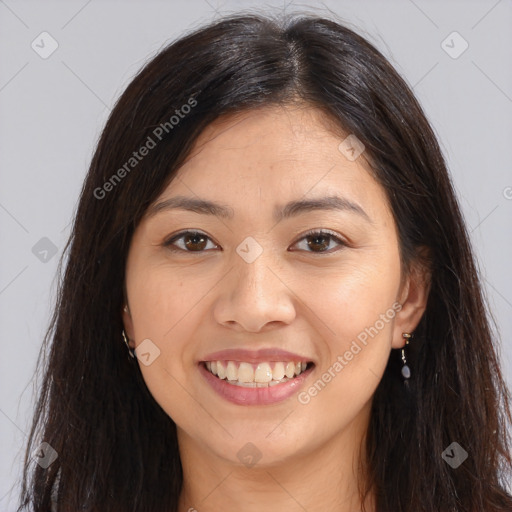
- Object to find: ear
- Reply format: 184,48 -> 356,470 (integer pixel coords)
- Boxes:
122,303 -> 136,350
391,246 -> 431,349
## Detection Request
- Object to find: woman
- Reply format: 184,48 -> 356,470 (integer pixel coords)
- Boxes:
17,12 -> 512,512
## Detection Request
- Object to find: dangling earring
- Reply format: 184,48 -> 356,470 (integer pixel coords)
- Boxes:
401,332 -> 413,389
122,329 -> 136,358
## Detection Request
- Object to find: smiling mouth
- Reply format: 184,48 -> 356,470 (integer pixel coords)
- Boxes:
201,360 -> 315,388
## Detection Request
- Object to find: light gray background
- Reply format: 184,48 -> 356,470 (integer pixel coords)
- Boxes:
1,0 -> 511,508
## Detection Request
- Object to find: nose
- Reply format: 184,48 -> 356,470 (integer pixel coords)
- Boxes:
212,249 -> 296,333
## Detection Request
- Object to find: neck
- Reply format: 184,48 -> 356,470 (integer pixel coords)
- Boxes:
176,407 -> 375,512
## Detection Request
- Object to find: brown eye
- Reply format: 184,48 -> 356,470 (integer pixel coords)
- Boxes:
164,231 -> 218,252
291,230 -> 347,254
163,229 -> 347,254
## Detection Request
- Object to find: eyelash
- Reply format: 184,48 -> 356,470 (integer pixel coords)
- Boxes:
163,229 -> 348,255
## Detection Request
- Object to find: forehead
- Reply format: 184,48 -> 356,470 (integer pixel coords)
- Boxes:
154,104 -> 390,221
180,104 -> 348,175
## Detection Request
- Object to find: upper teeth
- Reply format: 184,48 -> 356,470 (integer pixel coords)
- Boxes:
205,361 -> 308,383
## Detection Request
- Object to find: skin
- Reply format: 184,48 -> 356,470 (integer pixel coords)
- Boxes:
122,104 -> 430,512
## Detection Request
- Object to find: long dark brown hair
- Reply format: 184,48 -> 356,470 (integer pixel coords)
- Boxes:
17,12 -> 512,512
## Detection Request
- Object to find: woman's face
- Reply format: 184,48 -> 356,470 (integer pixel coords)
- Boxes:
123,104 -> 428,467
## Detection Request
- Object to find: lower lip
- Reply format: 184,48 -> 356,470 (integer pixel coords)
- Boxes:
198,362 -> 315,406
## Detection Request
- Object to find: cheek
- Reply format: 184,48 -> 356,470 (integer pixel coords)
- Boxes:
293,256 -> 400,401
294,271 -> 399,434
126,265 -> 218,423
128,258 -> 207,339
296,254 -> 400,340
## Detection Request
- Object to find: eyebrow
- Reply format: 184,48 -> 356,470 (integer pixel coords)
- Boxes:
146,194 -> 372,223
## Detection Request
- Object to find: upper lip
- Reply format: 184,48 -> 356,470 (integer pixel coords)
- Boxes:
200,348 -> 314,364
